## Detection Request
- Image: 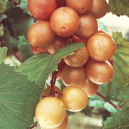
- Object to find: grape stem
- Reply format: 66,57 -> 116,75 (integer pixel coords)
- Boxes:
13,53 -> 23,63
30,121 -> 38,129
50,71 -> 58,97
96,92 -> 123,110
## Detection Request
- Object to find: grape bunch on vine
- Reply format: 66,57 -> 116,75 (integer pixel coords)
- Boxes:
0,0 -> 129,129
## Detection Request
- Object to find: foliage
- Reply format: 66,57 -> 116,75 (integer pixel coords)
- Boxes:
103,108 -> 129,129
16,42 -> 84,87
108,0 -> 129,17
112,32 -> 129,88
0,0 -> 129,129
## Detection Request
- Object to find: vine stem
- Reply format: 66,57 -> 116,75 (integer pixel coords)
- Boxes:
30,121 -> 38,129
13,53 -> 22,63
96,92 -> 123,110
50,71 -> 58,97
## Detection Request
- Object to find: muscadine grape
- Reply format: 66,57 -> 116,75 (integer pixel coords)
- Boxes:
28,0 -> 57,20
64,45 -> 89,67
41,114 -> 68,129
75,13 -> 98,39
61,65 -> 86,86
86,60 -> 114,84
88,0 -> 108,19
87,33 -> 116,61
46,35 -> 65,54
72,35 -> 88,45
35,97 -> 66,128
31,45 -> 49,55
50,7 -> 79,37
40,86 -> 62,99
60,86 -> 88,112
27,21 -> 56,48
79,77 -> 99,97
97,30 -> 105,34
66,0 -> 93,14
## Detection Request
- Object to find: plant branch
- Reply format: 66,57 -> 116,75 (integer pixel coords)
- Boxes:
30,121 -> 38,129
13,53 -> 22,63
50,71 -> 58,97
96,92 -> 123,110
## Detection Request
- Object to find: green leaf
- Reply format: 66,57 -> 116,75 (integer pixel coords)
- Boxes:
103,108 -> 129,129
0,63 -> 43,129
118,84 -> 129,109
0,47 -> 7,64
108,0 -> 129,17
1,27 -> 18,55
7,7 -> 34,37
16,0 -> 29,14
97,20 -> 108,32
0,0 -> 8,13
98,83 -> 107,97
112,32 -> 129,88
16,42 -> 84,87
105,80 -> 118,102
18,36 -> 33,61
0,14 -> 7,22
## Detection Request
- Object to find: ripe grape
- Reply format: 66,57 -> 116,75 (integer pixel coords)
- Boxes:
87,33 -> 116,61
40,86 -> 62,99
31,45 -> 49,55
41,114 -> 68,129
50,7 -> 79,37
61,65 -> 86,86
28,0 -> 57,20
97,30 -> 105,34
60,86 -> 88,112
79,77 -> 99,97
27,21 -> 56,48
86,60 -> 114,84
35,97 -> 66,128
88,0 -> 108,19
46,35 -> 65,54
75,13 -> 98,39
64,45 -> 89,67
72,35 -> 88,45
66,0 -> 93,14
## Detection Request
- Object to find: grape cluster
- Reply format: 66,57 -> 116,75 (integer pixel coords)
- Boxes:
27,0 -> 116,128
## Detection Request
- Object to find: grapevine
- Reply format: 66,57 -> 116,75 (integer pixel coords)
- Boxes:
0,0 -> 129,129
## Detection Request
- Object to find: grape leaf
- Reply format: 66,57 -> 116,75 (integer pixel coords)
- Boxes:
0,47 -> 7,64
0,0 -> 8,13
118,84 -> 129,109
1,27 -> 18,55
98,83 -> 107,97
7,6 -> 34,37
0,63 -> 43,129
108,0 -> 129,17
16,42 -> 84,87
14,0 -> 29,14
18,36 -> 33,61
112,32 -> 129,88
105,80 -> 118,102
97,20 -> 108,33
0,14 -> 7,22
103,108 -> 129,129
89,96 -> 117,113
